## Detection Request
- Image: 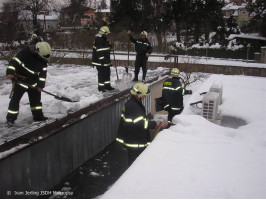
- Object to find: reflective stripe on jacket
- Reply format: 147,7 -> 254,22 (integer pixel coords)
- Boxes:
6,45 -> 48,88
92,34 -> 111,67
162,77 -> 189,111
117,95 -> 156,147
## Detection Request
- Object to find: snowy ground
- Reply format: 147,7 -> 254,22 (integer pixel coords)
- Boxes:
101,74 -> 266,199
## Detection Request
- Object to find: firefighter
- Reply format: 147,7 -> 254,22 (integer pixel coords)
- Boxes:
162,68 -> 192,123
116,82 -> 168,165
29,33 -> 42,45
6,42 -> 51,125
92,26 -> 114,92
128,30 -> 152,82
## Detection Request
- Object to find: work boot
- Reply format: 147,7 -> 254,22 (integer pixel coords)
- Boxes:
98,86 -> 106,92
33,115 -> 48,122
6,117 -> 15,126
133,71 -> 139,82
132,77 -> 138,82
105,85 -> 115,91
142,71 -> 147,82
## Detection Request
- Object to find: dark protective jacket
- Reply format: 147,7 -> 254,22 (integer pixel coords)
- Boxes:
117,95 -> 156,148
162,77 -> 190,111
6,45 -> 48,88
92,34 -> 111,67
29,36 -> 42,45
130,34 -> 152,56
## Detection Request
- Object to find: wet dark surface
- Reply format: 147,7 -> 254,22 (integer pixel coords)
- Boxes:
48,142 -> 128,199
221,115 -> 247,129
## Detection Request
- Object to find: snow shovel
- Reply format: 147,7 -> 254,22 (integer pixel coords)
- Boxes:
122,41 -> 132,83
14,78 -> 78,103
112,47 -> 127,91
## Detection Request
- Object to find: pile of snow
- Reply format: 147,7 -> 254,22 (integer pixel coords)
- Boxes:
101,74 -> 266,199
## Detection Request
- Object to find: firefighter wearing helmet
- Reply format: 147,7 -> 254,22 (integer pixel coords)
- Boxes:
29,33 -> 42,45
128,30 -> 152,82
116,82 -> 168,165
162,68 -> 192,123
92,26 -> 114,92
6,42 -> 51,125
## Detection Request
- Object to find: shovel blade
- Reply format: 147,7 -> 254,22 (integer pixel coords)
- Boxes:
115,79 -> 128,91
122,73 -> 132,83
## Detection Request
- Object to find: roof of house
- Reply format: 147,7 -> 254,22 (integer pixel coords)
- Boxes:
222,2 -> 247,11
227,34 -> 266,41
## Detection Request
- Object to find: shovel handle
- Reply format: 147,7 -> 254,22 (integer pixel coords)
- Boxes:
112,46 -> 119,80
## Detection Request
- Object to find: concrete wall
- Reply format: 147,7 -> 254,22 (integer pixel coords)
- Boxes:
261,47 -> 266,63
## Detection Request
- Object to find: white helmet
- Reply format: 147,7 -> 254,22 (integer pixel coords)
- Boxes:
36,42 -> 51,61
99,26 -> 110,35
130,82 -> 150,97
140,31 -> 148,37
171,68 -> 180,77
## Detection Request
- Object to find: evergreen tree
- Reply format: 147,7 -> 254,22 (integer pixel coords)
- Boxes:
226,15 -> 241,37
246,0 -> 266,37
110,0 -> 142,32
98,0 -> 108,9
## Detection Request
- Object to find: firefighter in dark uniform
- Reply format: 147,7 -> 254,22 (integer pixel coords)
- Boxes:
6,42 -> 51,124
162,68 -> 192,123
92,26 -> 114,92
128,30 -> 152,82
29,33 -> 42,45
116,83 -> 168,165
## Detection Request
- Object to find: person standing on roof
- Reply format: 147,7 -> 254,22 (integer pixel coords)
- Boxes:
162,68 -> 192,123
116,82 -> 168,165
29,33 -> 42,45
92,26 -> 114,92
128,30 -> 152,82
6,42 -> 51,125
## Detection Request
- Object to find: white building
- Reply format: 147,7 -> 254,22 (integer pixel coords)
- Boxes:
18,10 -> 60,33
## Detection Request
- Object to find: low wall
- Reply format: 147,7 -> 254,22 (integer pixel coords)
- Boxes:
50,58 -> 266,77
261,47 -> 266,63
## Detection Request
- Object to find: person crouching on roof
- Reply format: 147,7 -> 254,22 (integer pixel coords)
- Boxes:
116,82 -> 168,166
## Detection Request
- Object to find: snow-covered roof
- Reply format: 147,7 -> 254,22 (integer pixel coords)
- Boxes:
18,10 -> 59,21
95,9 -> 110,13
227,34 -> 266,41
222,2 -> 247,11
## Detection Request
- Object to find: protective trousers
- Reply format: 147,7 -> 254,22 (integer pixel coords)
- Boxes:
168,107 -> 183,122
96,66 -> 111,91
126,147 -> 145,166
134,55 -> 148,81
6,83 -> 44,121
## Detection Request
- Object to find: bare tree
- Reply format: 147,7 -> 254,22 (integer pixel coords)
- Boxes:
7,0 -> 57,33
178,56 -> 209,89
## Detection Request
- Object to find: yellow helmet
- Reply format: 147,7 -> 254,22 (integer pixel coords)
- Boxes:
130,82 -> 150,97
32,33 -> 37,38
99,26 -> 110,35
171,68 -> 180,76
36,42 -> 51,61
140,31 -> 148,37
